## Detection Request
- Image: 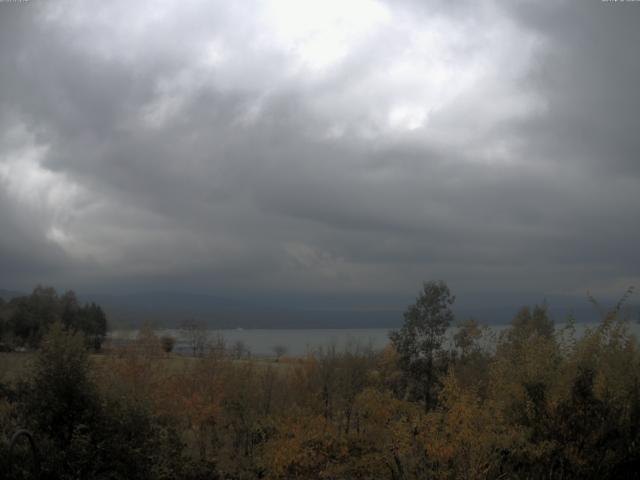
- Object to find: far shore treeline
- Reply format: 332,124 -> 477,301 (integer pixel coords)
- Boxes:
1,281 -> 640,479
0,285 -> 107,351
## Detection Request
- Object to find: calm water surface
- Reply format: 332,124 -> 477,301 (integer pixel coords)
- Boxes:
109,322 -> 640,357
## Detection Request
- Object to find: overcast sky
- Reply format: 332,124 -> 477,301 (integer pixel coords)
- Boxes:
0,0 -> 639,300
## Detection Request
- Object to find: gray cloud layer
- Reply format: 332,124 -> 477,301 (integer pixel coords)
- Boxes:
0,0 -> 639,298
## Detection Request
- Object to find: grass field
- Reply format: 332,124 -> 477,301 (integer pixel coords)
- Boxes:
0,350 -> 297,386
0,352 -> 33,384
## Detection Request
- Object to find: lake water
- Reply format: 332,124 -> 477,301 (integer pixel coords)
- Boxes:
109,321 -> 640,357
110,328 -> 391,356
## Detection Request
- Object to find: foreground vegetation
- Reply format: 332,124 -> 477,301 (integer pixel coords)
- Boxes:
1,282 -> 639,479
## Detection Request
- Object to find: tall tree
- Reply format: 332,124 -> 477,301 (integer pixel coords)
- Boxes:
60,290 -> 80,330
19,322 -> 97,449
10,285 -> 61,347
79,302 -> 108,351
390,280 -> 455,410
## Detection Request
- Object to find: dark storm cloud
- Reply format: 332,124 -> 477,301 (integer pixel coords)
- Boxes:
0,0 -> 638,297
503,1 -> 640,175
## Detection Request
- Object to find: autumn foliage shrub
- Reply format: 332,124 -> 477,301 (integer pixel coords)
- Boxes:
2,287 -> 640,479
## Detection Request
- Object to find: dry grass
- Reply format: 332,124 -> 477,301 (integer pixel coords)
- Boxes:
1,350 -> 297,386
0,352 -> 34,384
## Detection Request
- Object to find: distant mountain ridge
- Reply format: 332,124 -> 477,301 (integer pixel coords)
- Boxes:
82,290 -> 640,330
0,289 -> 24,301
83,291 -> 404,329
3,287 -> 637,329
